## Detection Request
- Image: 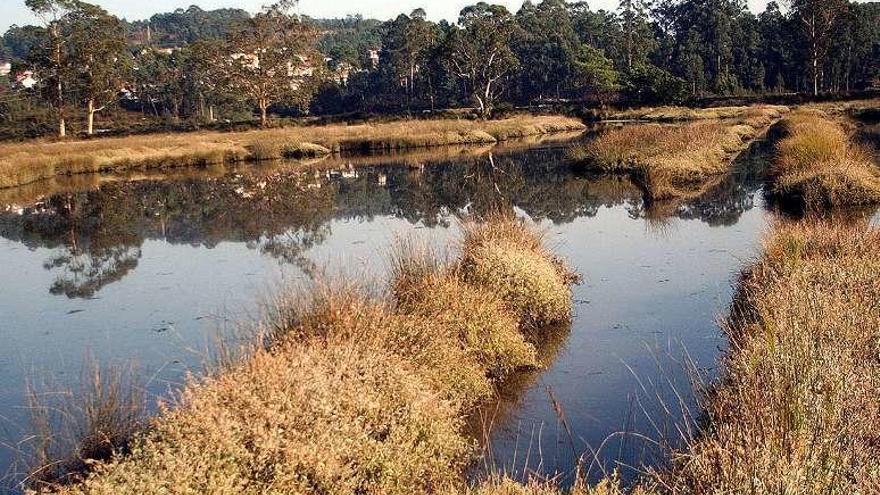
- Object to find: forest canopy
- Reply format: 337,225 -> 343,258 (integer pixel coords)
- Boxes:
1,0 -> 879,138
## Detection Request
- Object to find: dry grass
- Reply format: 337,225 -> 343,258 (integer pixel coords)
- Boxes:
460,213 -> 579,328
49,341 -> 469,495
468,221 -> 880,495
771,110 -> 880,209
607,104 -> 789,123
648,221 -> 880,494
465,475 -> 642,495
390,238 -> 538,383
22,361 -> 147,491
0,116 -> 585,189
569,106 -> 787,200
37,216 -> 577,495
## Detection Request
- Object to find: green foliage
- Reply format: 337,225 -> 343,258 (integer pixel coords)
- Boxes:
572,44 -> 619,105
126,5 -> 249,47
446,3 -> 520,117
621,63 -> 687,105
3,0 -> 880,137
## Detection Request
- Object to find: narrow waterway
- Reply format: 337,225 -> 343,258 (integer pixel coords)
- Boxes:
0,136 -> 773,487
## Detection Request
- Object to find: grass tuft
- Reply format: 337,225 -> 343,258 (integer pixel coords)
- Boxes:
460,213 -> 578,328
23,361 -> 146,490
570,105 -> 787,200
39,215 -> 578,495
771,110 -> 880,209
653,221 -> 880,494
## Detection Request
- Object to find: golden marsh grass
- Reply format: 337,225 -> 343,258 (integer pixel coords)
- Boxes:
0,116 -> 585,189
653,221 -> 880,493
771,110 -> 880,209
569,106 -> 787,200
36,216 -> 577,494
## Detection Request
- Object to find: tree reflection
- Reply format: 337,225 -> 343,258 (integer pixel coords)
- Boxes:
0,142 -> 767,298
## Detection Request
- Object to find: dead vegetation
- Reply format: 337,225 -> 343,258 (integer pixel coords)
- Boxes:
770,110 -> 880,209
0,116 -> 585,189
569,106 -> 787,200
468,220 -> 880,495
650,221 -> 880,493
32,214 -> 577,494
20,361 -> 147,491
606,104 -> 789,123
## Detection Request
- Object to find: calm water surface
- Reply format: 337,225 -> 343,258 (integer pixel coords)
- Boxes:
0,137 -> 774,485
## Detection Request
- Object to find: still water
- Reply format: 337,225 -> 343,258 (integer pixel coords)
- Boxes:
0,137 -> 772,485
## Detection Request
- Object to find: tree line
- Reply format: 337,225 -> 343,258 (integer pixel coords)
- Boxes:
1,0 -> 879,138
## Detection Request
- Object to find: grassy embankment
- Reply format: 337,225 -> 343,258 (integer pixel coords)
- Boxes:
604,104 -> 785,122
568,105 -> 788,201
0,115 -> 586,189
473,220 -> 880,495
654,221 -> 880,493
32,215 -> 578,494
769,109 -> 880,209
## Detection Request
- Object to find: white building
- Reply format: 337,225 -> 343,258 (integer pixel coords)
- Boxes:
15,71 -> 38,89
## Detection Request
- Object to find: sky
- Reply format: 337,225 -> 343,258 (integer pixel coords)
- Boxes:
1,0 -> 781,32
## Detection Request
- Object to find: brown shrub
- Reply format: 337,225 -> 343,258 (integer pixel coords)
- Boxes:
52,342 -> 468,495
460,214 -> 576,328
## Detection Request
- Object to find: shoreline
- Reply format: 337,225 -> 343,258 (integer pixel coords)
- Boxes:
568,105 -> 788,201
0,115 -> 586,190
30,215 -> 580,494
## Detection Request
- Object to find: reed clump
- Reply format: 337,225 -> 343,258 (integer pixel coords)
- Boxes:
771,110 -> 880,208
23,361 -> 147,490
570,106 -> 786,200
390,239 -> 538,382
38,216 -> 577,495
460,214 -> 579,328
0,116 -> 585,189
467,475 -> 641,495
654,221 -> 880,493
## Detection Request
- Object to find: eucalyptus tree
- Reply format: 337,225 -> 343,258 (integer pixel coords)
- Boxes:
789,0 -> 846,95
618,0 -> 655,69
131,49 -> 185,119
514,0 -> 580,101
25,0 -> 79,136
379,9 -> 441,110
571,44 -> 619,106
2,25 -> 47,62
221,0 -> 321,126
758,1 -> 792,91
446,3 -> 519,117
827,2 -> 880,92
182,39 -> 230,121
65,3 -> 128,134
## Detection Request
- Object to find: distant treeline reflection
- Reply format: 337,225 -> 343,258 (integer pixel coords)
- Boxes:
0,145 -> 765,298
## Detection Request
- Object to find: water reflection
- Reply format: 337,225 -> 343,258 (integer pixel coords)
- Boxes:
0,143 -> 765,299
0,138 -> 776,488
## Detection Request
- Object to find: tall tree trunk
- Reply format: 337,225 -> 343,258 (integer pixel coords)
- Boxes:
475,94 -> 486,119
260,101 -> 268,127
53,23 -> 65,138
208,105 -> 215,122
87,99 -> 95,135
812,42 -> 819,96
